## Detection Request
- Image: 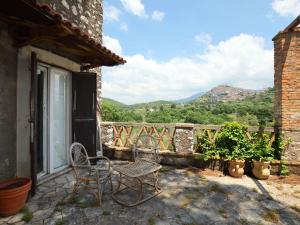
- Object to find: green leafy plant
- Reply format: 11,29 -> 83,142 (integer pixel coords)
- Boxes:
279,161 -> 289,176
21,207 -> 33,223
215,122 -> 252,160
272,131 -> 291,160
251,134 -> 275,161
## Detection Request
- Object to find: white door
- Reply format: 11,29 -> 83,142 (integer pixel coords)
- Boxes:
49,68 -> 71,172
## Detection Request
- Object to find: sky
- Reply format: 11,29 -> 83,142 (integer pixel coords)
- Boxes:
102,0 -> 300,104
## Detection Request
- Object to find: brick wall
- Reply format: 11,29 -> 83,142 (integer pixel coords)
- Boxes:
274,29 -> 300,160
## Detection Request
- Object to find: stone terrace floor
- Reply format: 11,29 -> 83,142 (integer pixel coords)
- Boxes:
1,161 -> 300,225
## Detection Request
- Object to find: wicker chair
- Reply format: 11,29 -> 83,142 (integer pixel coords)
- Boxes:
69,142 -> 112,206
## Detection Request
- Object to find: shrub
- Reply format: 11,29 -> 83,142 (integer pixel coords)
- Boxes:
251,133 -> 275,161
215,122 -> 252,160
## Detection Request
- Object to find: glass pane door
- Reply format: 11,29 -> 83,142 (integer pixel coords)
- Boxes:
50,69 -> 70,170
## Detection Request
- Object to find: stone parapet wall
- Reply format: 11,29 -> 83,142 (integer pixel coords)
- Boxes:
100,122 -> 275,153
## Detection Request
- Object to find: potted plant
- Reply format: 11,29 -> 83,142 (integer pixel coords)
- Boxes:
251,134 -> 275,180
0,177 -> 31,217
215,122 -> 252,178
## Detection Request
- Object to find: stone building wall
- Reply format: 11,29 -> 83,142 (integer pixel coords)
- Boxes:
274,29 -> 300,160
36,0 -> 103,101
0,22 -> 18,180
36,0 -> 104,149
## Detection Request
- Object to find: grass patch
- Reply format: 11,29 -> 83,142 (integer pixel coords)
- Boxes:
55,219 -> 65,225
199,175 -> 207,183
251,188 -> 258,193
186,171 -> 194,177
21,207 -> 33,223
290,205 -> 300,213
160,166 -> 173,173
179,198 -> 192,208
102,210 -> 111,216
55,199 -> 67,211
207,184 -> 227,194
218,208 -> 227,218
262,209 -> 280,224
148,216 -> 156,225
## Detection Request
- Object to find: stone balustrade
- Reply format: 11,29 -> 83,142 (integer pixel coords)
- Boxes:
100,122 -> 275,153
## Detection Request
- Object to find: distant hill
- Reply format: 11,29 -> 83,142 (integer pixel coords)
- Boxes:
173,92 -> 204,104
102,97 -> 127,108
130,100 -> 173,109
193,85 -> 260,103
101,86 -> 274,126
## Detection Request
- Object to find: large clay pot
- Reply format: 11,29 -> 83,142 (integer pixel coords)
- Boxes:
0,178 -> 31,217
228,159 -> 245,178
252,160 -> 271,180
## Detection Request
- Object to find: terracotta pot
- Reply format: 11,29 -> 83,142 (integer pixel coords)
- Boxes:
0,178 -> 31,217
252,160 -> 271,180
228,159 -> 245,178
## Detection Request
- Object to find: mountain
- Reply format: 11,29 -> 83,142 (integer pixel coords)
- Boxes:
193,85 -> 260,103
102,97 -> 127,108
173,92 -> 204,104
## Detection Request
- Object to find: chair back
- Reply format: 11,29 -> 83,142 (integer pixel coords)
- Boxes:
69,142 -> 91,167
132,135 -> 160,163
69,142 -> 92,179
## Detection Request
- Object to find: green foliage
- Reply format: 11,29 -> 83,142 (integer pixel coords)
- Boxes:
272,132 -> 291,160
195,122 -> 279,161
215,122 -> 252,160
21,207 -> 33,223
251,134 -> 274,161
102,87 -> 274,125
101,101 -> 143,122
279,161 -> 289,176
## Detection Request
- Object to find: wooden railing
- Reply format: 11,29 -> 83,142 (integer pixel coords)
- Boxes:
101,122 -> 275,151
102,122 -> 176,151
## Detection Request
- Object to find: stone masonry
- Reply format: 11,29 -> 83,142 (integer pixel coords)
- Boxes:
37,0 -> 104,148
174,124 -> 194,153
273,24 -> 300,160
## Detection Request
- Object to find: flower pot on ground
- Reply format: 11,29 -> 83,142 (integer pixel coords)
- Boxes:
214,122 -> 252,178
250,134 -> 275,180
252,160 -> 271,180
228,159 -> 245,178
0,178 -> 31,217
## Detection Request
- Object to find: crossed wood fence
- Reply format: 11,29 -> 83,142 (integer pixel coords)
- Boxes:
101,122 -> 275,151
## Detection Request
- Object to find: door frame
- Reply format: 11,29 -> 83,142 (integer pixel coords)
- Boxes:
36,65 -> 49,178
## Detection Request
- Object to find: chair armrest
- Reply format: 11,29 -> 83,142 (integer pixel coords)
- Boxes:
88,156 -> 112,169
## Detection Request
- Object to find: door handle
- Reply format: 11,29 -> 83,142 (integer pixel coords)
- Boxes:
73,90 -> 77,112
92,92 -> 95,111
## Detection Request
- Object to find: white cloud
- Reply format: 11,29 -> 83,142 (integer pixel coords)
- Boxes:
120,0 -> 148,18
103,35 -> 123,55
151,10 -> 165,22
195,33 -> 212,45
272,0 -> 300,17
120,23 -> 128,31
104,5 -> 121,22
102,34 -> 273,104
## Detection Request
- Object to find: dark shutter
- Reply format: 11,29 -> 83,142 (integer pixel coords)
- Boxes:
29,52 -> 38,195
72,72 -> 97,156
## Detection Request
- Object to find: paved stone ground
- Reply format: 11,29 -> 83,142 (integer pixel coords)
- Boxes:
1,161 -> 300,225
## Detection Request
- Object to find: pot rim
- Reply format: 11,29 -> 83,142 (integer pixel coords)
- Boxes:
0,178 -> 31,195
